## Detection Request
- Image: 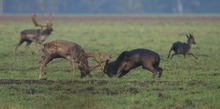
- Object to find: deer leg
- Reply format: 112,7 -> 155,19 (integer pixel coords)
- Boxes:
14,39 -> 25,55
143,64 -> 158,78
35,42 -> 42,54
187,53 -> 198,59
39,56 -> 53,79
43,65 -> 48,75
116,63 -> 126,77
170,53 -> 177,59
25,41 -> 32,55
183,54 -> 186,59
39,56 -> 48,75
150,67 -> 158,78
70,61 -> 77,80
118,71 -> 129,78
156,67 -> 163,78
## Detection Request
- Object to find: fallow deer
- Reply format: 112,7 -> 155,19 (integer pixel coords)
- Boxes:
167,34 -> 198,59
104,48 -> 163,78
39,40 -> 91,80
14,14 -> 53,55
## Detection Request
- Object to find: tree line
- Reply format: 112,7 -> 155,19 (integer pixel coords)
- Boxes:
2,0 -> 220,14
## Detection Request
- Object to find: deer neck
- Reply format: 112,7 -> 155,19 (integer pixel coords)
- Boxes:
37,30 -> 49,42
187,42 -> 193,50
40,29 -> 52,36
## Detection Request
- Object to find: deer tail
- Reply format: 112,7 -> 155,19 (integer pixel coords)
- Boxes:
167,45 -> 174,59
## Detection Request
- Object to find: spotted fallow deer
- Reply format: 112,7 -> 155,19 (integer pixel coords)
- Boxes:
39,40 -> 91,80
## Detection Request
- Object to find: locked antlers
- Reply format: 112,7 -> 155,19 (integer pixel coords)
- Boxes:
85,51 -> 112,74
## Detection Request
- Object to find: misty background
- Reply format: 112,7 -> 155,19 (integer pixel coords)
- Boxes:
0,0 -> 220,15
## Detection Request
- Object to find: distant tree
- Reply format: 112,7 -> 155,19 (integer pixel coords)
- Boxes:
177,0 -> 183,14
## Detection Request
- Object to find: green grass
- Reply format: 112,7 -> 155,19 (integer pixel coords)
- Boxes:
0,18 -> 220,109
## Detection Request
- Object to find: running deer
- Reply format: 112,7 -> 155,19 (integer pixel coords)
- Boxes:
14,14 -> 53,55
85,51 -> 112,75
39,40 -> 91,80
104,48 -> 163,78
167,34 -> 198,59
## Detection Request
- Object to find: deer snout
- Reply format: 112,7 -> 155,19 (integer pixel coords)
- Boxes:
80,70 -> 91,78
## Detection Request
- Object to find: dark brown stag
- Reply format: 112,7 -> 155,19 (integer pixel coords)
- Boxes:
104,48 -> 163,78
14,14 -> 53,55
39,40 -> 91,80
167,34 -> 198,59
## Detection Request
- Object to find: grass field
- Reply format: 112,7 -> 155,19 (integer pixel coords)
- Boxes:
0,16 -> 220,109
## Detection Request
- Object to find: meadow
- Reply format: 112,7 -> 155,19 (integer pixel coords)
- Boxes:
0,15 -> 220,109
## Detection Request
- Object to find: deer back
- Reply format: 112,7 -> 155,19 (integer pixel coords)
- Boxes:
42,40 -> 82,59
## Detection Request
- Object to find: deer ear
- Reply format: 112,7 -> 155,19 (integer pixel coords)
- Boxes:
186,35 -> 190,38
189,34 -> 193,37
106,59 -> 110,65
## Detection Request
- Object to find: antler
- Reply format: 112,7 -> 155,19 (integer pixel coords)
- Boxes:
31,14 -> 47,29
85,51 -> 112,77
84,51 -> 103,71
99,52 -> 112,63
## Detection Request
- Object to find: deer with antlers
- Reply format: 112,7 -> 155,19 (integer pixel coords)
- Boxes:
39,40 -> 92,80
39,41 -> 111,79
14,14 -> 53,55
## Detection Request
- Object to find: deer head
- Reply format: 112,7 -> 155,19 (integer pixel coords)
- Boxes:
186,34 -> 196,44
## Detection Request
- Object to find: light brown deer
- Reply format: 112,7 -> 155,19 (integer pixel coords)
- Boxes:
14,14 -> 53,55
39,40 -> 91,80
